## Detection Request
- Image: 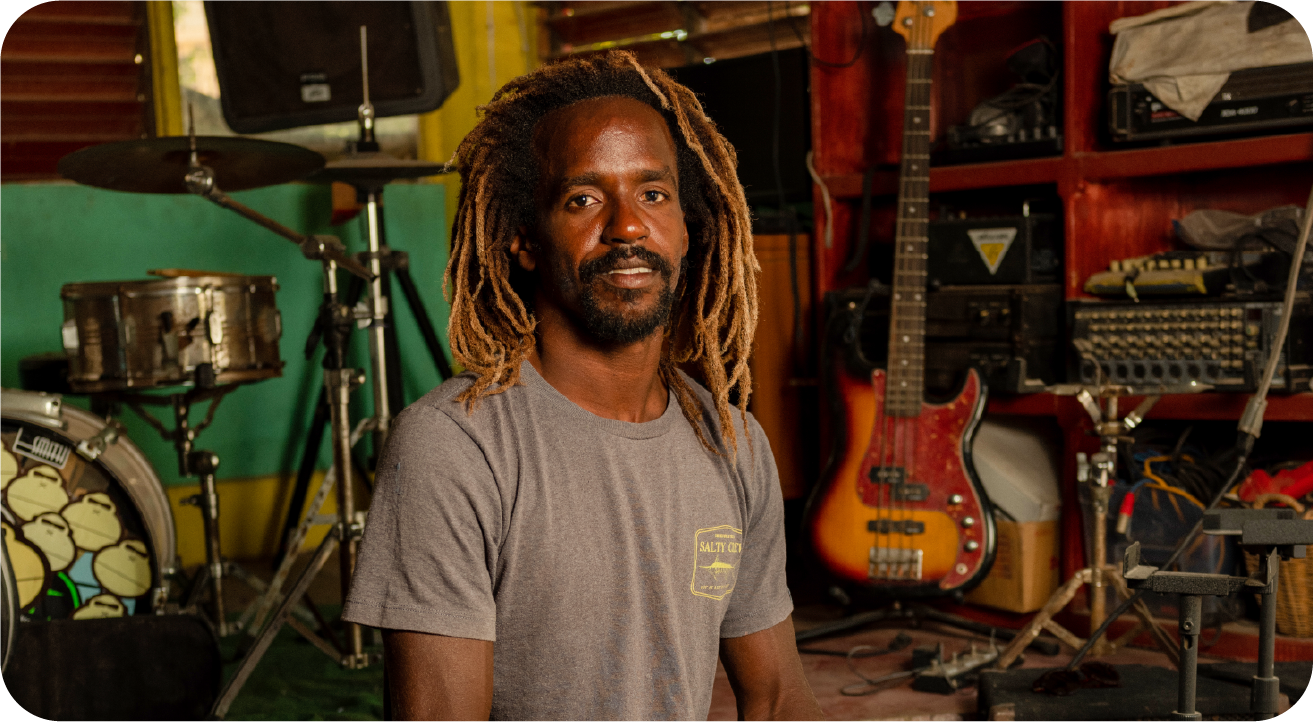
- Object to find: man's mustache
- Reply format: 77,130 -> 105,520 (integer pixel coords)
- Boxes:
577,245 -> 675,285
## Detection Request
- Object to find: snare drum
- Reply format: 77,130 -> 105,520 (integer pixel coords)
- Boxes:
61,275 -> 283,392
1,389 -> 176,621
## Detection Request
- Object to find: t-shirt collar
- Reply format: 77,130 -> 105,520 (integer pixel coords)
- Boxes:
518,359 -> 678,440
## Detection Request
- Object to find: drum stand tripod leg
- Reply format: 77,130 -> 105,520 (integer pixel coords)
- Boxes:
211,527 -> 342,720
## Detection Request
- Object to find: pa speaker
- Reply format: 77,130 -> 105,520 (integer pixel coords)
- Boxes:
204,1 -> 459,134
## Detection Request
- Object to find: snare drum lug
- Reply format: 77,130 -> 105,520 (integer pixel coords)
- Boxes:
206,310 -> 224,345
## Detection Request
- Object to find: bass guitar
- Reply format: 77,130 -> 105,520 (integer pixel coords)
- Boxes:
807,0 -> 996,596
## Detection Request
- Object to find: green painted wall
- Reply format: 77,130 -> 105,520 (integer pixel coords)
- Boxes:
1,182 -> 450,484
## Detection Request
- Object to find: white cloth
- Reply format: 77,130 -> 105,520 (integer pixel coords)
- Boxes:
1109,1 -> 1312,120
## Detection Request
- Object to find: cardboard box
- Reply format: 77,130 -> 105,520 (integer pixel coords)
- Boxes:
965,519 -> 1059,613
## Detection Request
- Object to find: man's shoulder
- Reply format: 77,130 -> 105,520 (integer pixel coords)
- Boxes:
394,371 -> 532,439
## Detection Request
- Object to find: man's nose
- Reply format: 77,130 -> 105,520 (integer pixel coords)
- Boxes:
604,195 -> 649,244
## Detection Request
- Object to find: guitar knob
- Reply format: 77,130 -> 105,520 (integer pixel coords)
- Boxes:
948,494 -> 964,505
965,540 -> 980,552
961,517 -> 975,528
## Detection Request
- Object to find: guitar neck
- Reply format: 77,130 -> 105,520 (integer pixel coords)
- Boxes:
885,47 -> 934,418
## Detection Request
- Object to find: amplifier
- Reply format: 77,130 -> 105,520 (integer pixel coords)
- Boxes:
928,214 -> 1061,286
827,284 -> 1064,395
1109,61 -> 1313,143
1069,296 -> 1312,392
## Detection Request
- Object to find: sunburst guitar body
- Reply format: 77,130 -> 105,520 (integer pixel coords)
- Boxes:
805,0 -> 995,596
808,366 -> 994,594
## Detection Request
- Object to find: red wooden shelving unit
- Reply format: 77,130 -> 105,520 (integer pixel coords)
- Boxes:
807,1 -> 1313,587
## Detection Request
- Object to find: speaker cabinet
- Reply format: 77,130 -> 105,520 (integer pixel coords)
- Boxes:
204,1 -> 459,134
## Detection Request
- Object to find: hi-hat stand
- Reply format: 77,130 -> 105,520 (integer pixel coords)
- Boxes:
993,384 -> 1200,670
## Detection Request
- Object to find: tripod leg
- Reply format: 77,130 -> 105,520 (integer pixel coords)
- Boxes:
394,265 -> 453,380
995,568 -> 1092,669
242,465 -> 338,638
274,389 -> 329,571
212,529 -> 341,719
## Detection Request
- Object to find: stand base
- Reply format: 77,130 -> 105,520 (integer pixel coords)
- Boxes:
994,566 -> 1179,670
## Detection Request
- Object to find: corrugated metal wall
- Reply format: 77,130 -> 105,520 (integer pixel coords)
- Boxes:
541,1 -> 809,68
2,1 -> 155,181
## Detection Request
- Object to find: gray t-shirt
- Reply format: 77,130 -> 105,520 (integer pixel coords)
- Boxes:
342,361 -> 793,720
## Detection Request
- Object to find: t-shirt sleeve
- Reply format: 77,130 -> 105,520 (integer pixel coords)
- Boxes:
719,415 -> 794,638
341,403 -> 501,641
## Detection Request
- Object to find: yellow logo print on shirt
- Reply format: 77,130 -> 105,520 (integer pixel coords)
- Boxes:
690,525 -> 742,600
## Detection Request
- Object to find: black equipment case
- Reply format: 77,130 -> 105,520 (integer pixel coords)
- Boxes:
927,214 -> 1061,287
1108,61 -> 1313,143
825,283 -> 1065,395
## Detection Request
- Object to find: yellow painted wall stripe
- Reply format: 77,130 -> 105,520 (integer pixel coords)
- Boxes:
145,1 -> 183,137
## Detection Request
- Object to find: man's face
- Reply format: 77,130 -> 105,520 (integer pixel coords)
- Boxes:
519,95 -> 689,345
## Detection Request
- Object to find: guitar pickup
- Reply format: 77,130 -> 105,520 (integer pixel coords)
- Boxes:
894,483 -> 929,501
868,519 -> 926,535
868,467 -> 906,484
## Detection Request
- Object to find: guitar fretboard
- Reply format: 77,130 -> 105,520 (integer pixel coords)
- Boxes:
885,48 -> 934,418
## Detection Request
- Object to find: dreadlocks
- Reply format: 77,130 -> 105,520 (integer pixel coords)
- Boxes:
444,50 -> 759,454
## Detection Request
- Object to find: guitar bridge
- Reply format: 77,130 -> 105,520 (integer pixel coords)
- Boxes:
868,547 -> 923,580
867,519 -> 926,534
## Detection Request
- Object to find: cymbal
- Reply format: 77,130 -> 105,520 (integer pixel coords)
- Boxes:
57,136 -> 326,194
306,152 -> 449,184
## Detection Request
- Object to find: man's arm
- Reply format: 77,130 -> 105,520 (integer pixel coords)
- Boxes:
719,615 -> 823,720
384,630 -> 494,721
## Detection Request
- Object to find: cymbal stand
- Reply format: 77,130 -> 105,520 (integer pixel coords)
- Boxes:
179,131 -> 378,717
994,387 -> 1183,669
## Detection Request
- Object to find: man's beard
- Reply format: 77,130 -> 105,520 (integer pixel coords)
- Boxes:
573,245 -> 684,344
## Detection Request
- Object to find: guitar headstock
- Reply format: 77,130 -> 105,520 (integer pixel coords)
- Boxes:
892,1 -> 958,51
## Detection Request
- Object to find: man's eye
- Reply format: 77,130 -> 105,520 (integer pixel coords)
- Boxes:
642,190 -> 668,203
567,194 -> 598,208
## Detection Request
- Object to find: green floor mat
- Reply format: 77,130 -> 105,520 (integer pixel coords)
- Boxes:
218,609 -> 384,721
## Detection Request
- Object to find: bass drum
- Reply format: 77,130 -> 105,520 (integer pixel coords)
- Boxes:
1,388 -> 175,623
2,531 -> 15,671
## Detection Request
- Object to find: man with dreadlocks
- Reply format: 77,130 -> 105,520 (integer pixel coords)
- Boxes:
343,50 -> 820,720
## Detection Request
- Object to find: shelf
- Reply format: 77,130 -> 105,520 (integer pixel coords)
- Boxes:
1077,132 -> 1313,182
987,394 -> 1062,416
818,133 -> 1313,200
822,155 -> 1063,199
988,392 -> 1313,421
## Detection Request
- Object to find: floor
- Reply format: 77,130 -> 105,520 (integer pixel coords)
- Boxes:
707,603 -> 1189,721
215,555 -> 1303,721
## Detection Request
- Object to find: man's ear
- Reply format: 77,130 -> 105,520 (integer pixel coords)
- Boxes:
509,226 -> 537,272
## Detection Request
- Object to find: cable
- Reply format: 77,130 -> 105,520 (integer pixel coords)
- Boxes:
1064,183 -> 1312,671
805,151 -> 833,249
